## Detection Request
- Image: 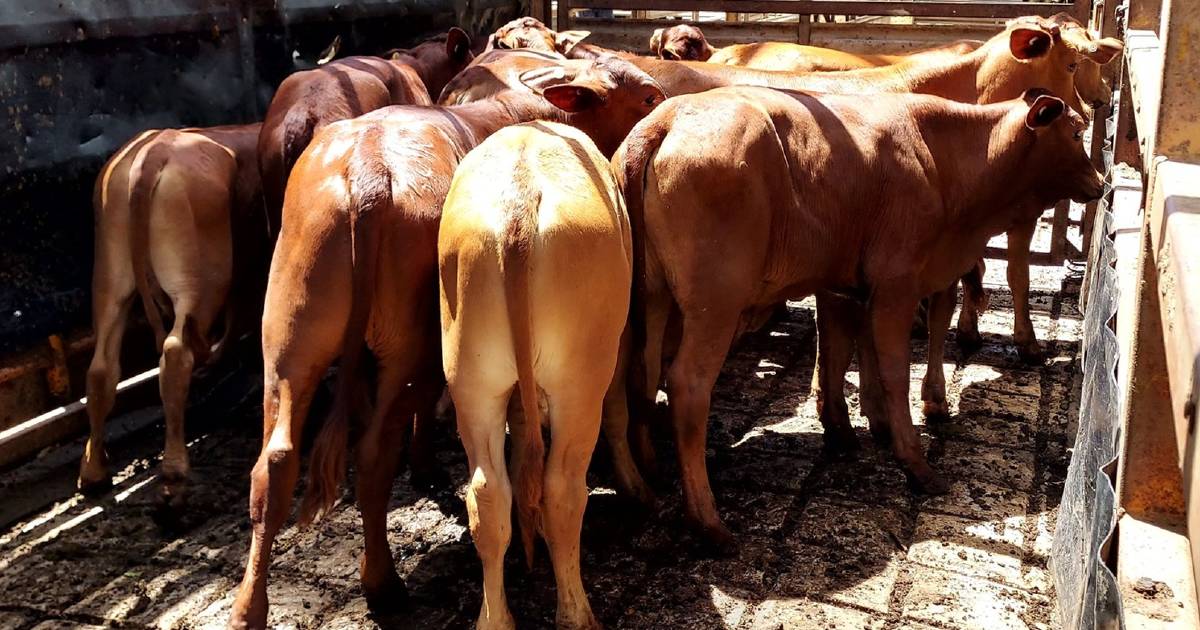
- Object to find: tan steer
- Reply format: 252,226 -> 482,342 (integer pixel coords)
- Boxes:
440,120 -> 631,630
81,124 -> 269,509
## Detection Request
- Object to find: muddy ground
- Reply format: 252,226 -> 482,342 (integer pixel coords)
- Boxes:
0,215 -> 1083,630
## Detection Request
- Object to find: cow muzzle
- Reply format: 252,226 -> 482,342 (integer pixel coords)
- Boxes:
1071,170 -> 1107,203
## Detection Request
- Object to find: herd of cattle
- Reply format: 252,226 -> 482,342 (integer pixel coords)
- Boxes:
72,14 -> 1122,629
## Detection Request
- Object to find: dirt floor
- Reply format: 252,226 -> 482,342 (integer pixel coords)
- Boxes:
0,213 -> 1084,630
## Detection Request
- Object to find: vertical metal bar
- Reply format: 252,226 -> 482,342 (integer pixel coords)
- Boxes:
1050,199 -> 1071,264
797,13 -> 811,43
235,0 -> 259,121
556,0 -> 570,32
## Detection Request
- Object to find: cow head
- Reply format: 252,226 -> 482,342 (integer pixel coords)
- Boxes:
1012,89 -> 1105,205
1049,14 -> 1124,109
649,24 -> 714,61
518,57 -> 666,156
978,16 -> 1092,116
487,17 -> 591,57
398,27 -> 476,99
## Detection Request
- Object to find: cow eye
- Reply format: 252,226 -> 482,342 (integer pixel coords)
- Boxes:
1073,130 -> 1083,140
1068,62 -> 1078,72
645,95 -> 658,106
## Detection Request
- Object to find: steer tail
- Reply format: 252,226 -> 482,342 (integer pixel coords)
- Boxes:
502,196 -> 545,570
614,122 -> 670,406
962,258 -> 989,312
281,107 -> 318,181
298,149 -> 387,526
127,131 -> 173,353
272,108 -> 318,236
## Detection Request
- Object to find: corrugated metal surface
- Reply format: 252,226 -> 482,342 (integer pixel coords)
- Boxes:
0,0 -> 521,355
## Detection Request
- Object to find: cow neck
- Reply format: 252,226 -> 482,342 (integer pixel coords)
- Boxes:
916,102 -> 1041,229
393,43 -> 452,93
441,92 -> 569,148
489,90 -> 575,130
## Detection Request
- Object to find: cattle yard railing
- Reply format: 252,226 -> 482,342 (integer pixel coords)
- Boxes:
1072,0 -> 1200,624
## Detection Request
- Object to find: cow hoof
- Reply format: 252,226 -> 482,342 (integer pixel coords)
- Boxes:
77,473 -> 113,497
690,520 -> 739,557
1017,342 -> 1046,365
956,330 -> 983,355
363,570 -> 408,613
922,400 -> 950,423
821,430 -> 859,459
153,480 -> 189,530
907,470 -> 951,496
229,590 -> 267,630
557,611 -> 603,630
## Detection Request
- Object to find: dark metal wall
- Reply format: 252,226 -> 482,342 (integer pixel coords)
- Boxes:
0,0 -> 522,355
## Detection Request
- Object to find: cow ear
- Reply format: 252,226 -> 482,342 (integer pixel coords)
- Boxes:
445,27 -> 471,60
555,30 -> 591,55
1025,93 -> 1065,129
1087,37 -> 1123,64
518,65 -> 571,92
649,28 -> 665,55
542,83 -> 602,113
1010,26 -> 1054,60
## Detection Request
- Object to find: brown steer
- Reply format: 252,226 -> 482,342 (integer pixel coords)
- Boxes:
440,121 -> 632,629
228,57 -> 664,629
258,28 -> 472,233
484,16 -> 591,57
945,14 -> 1123,367
81,124 -> 268,508
614,88 -> 1103,551
649,24 -> 716,61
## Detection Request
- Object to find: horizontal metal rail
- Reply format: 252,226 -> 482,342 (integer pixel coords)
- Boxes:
563,0 -> 1075,17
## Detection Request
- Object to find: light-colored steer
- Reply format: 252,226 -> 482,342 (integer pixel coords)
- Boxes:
81,124 -> 269,509
439,121 -> 632,630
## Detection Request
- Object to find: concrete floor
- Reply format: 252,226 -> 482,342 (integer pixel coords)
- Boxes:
0,210 -> 1083,629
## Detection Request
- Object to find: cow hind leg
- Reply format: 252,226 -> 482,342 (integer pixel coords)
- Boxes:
1007,221 -> 1043,364
855,324 -> 891,445
628,292 -> 671,482
868,291 -> 948,495
156,311 -> 205,515
456,390 -> 516,630
80,290 -> 134,493
921,283 -> 957,421
543,390 -> 603,629
354,363 -> 410,611
956,265 -> 985,355
815,294 -> 859,455
230,373 -> 320,630
602,328 -> 655,506
409,375 -> 451,491
666,307 -> 740,555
